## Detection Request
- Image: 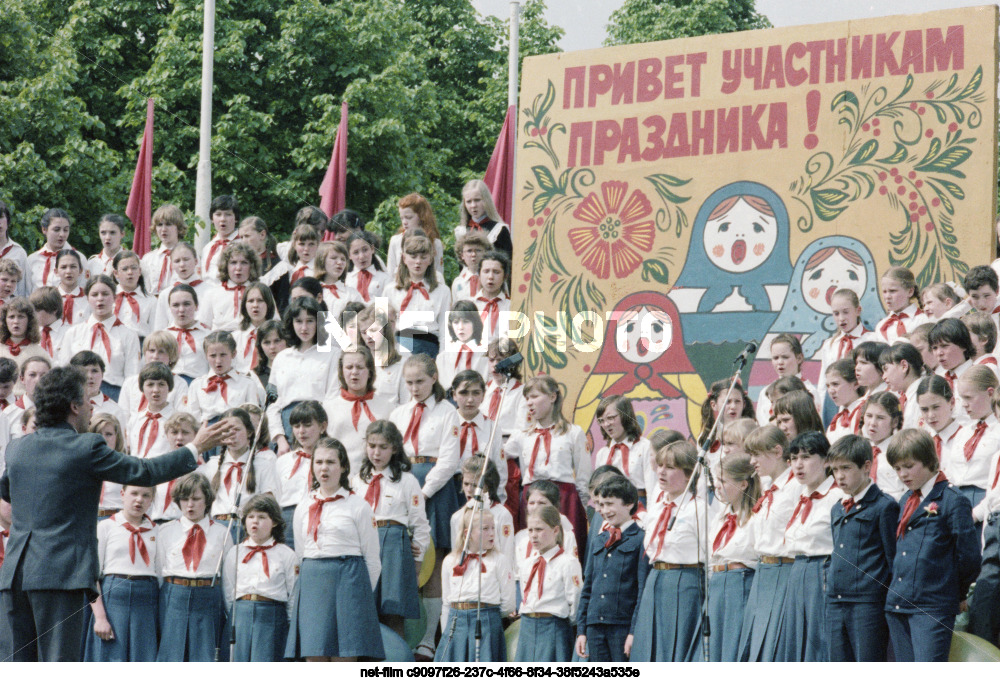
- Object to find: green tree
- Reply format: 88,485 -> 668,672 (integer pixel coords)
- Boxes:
606,0 -> 770,46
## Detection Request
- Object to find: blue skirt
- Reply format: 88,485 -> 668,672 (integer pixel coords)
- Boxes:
739,561 -> 793,661
282,505 -> 296,551
281,402 -> 302,443
376,523 -> 420,618
232,599 -> 288,662
434,605 -> 506,662
156,581 -> 225,662
412,462 -> 462,551
285,556 -> 385,660
630,567 -> 704,662
778,555 -> 830,662
515,615 -> 575,662
83,575 -> 159,662
708,567 -> 754,662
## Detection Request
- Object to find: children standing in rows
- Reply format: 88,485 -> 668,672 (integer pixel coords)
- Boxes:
861,392 -> 907,501
827,435 -> 898,662
877,267 -> 924,342
221,494 -> 297,662
353,420 -> 431,638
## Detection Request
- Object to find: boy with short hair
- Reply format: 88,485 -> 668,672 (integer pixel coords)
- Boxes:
127,362 -> 177,460
826,434 -> 899,661
885,428 -> 981,661
0,259 -> 23,306
69,351 -> 129,428
201,195 -> 240,283
575,476 -> 649,662
28,286 -> 67,359
963,265 -> 1000,330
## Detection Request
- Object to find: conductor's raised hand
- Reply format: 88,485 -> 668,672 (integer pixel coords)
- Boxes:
192,418 -> 238,454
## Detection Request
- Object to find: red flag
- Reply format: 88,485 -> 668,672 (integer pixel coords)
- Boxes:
126,98 -> 155,257
484,104 -> 516,225
319,101 -> 348,219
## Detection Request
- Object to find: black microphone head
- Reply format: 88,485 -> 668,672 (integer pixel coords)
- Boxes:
265,384 -> 279,406
746,341 -> 758,353
495,352 -> 524,376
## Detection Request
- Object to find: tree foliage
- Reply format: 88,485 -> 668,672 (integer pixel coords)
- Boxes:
605,0 -> 771,47
0,0 -> 562,260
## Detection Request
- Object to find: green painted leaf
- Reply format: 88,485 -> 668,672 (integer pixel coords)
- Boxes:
831,90 -> 859,110
811,188 -> 849,221
877,142 -> 908,164
850,139 -> 878,165
959,66 -> 983,99
938,179 -> 965,199
539,80 -> 556,117
641,259 -> 670,284
646,173 -> 691,205
899,74 -> 914,98
532,192 -> 551,216
918,137 -> 942,166
533,165 -> 557,193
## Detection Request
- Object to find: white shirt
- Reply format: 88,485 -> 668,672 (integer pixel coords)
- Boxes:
39,320 -> 68,360
373,360 -> 409,410
266,344 -> 340,439
2,395 -> 31,441
709,505 -> 757,566
386,280 -> 451,337
504,423 -> 591,505
518,545 -> 582,619
455,412 -> 507,499
127,406 -> 176,459
58,285 -> 89,326
750,468 -> 801,557
320,281 -> 363,322
875,303 -> 924,342
482,379 -> 527,438
292,488 -> 381,589
89,393 -> 129,436
232,326 -> 263,375
644,492 -> 703,563
114,287 -> 155,338
593,436 -> 652,492
900,380 -> 922,430
199,282 -> 249,332
925,419 -> 962,465
451,268 -> 479,303
944,414 -> 1000,489
436,340 -> 490,393
0,239 -> 29,297
514,515 -> 579,574
323,389 -> 394,474
352,470 -> 431,561
156,515 -> 233,578
450,501 -> 516,566
440,550 -> 516,630
166,322 -> 211,378
198,451 -> 281,517
97,512 -> 159,577
826,397 -> 864,445
119,376 -> 187,419
222,539 -> 298,609
385,233 -> 444,282
973,448 -> 1000,521
474,292 -> 512,340
26,244 -> 86,291
140,245 -> 174,296
389,396 -> 461,498
275,449 -> 314,508
88,249 -> 121,279
871,436 -> 907,502
782,476 -> 844,556
346,266 -> 390,303
201,235 -> 236,284
59,315 -> 141,386
186,370 -> 265,423
154,278 -> 217,330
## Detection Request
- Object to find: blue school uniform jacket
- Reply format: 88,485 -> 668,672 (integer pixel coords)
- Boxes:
828,484 -> 899,603
576,522 -> 650,635
885,479 -> 981,616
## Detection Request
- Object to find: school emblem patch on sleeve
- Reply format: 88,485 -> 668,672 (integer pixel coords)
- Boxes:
372,517 -> 377,528
503,525 -> 511,537
413,495 -> 419,507
452,425 -> 459,437
572,575 -> 581,587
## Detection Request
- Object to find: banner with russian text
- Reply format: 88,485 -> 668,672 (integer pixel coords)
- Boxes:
512,6 -> 998,447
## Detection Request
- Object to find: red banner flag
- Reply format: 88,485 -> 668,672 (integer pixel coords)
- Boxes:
125,98 -> 154,256
484,104 -> 516,225
319,101 -> 349,220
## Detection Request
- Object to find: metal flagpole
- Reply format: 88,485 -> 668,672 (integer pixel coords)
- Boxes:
193,0 -> 216,252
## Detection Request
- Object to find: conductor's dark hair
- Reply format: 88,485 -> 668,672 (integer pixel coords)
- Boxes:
33,365 -> 85,428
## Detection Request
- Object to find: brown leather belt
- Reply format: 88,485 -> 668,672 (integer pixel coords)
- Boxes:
522,612 -> 555,618
712,562 -> 750,573
452,602 -> 492,610
214,513 -> 237,521
106,574 -> 156,581
412,456 -> 436,464
759,555 -> 795,565
97,509 -> 117,518
652,562 -> 702,570
376,519 -> 405,527
165,576 -> 215,587
237,594 -> 279,603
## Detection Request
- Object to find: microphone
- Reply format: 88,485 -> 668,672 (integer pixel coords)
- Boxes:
265,384 -> 279,407
495,353 -> 524,377
733,342 -> 758,365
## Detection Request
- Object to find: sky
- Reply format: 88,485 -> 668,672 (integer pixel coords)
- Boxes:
472,0 -> 995,52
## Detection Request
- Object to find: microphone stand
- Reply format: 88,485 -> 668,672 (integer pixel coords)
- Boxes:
211,392 -> 278,663
440,359 -> 520,662
666,344 -> 756,661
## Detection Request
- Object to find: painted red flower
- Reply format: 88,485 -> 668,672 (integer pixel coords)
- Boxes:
568,181 -> 656,279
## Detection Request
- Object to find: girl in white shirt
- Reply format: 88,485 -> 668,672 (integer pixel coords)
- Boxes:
232,282 -> 276,374
435,508 -> 516,662
881,342 -> 925,430
345,231 -> 389,303
387,232 -> 450,358
155,472 -> 234,662
83,485 -> 160,661
950,366 -> 1000,509
353,419 -> 431,638
755,334 -> 817,425
323,346 -> 393,474
474,250 -> 512,342
262,223 -> 318,289
286,436 -> 384,661
824,359 -> 864,444
708,454 -> 760,662
315,240 -> 363,322
153,242 -> 216,330
437,301 -> 489,392
385,193 -> 445,280
816,289 -> 872,420
630,441 -> 704,662
112,250 -> 154,338
593,395 -> 653,506
55,250 -> 89,326
917,375 -> 962,463
358,304 -> 408,408
275,400 -> 328,551
222,494 -> 297,662
141,204 -> 185,296
516,505 -> 583,662
861,391 -> 907,501
875,267 -> 924,342
199,242 -> 260,332
267,296 -> 339,453
93,413 -> 130,520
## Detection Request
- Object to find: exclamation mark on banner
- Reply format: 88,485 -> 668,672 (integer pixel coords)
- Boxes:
804,90 -> 820,150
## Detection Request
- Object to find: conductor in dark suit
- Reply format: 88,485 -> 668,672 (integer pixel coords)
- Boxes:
0,365 -> 233,661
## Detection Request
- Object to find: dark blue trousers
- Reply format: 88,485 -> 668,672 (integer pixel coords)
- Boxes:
584,623 -> 630,662
886,611 -> 954,662
827,600 -> 888,661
